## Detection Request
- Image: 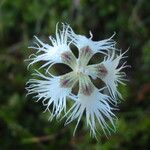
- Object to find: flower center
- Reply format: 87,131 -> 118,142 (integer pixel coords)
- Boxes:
74,59 -> 87,76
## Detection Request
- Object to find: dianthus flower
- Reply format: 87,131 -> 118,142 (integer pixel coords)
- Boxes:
26,23 -> 128,137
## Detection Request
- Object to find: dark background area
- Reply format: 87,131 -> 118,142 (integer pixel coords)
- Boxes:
0,0 -> 150,149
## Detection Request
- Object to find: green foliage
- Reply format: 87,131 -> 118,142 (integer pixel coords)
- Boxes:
0,0 -> 149,149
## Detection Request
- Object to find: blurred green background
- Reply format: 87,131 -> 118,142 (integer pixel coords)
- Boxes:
0,0 -> 150,149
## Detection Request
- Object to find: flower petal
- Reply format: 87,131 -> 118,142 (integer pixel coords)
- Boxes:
26,70 -> 78,119
27,24 -> 71,72
85,50 -> 129,101
61,50 -> 77,69
67,26 -> 116,55
78,46 -> 93,67
64,75 -> 116,137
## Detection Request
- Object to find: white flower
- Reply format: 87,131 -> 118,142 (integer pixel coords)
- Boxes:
26,23 -> 128,137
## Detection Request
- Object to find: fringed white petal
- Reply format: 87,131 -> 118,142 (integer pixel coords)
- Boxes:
99,50 -> 129,101
26,70 -> 76,120
67,26 -> 116,55
27,24 -> 71,71
64,87 -> 117,137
